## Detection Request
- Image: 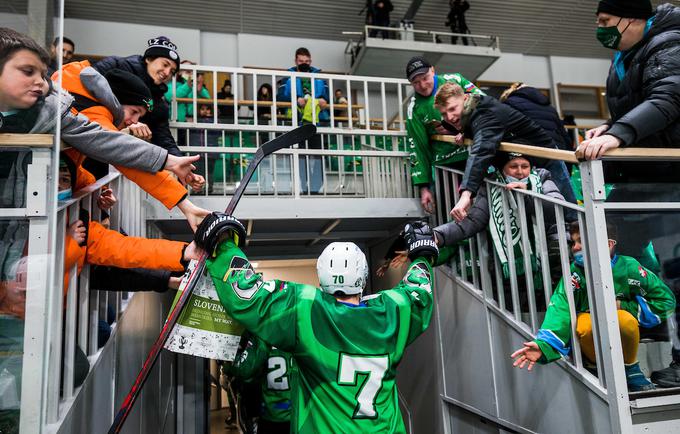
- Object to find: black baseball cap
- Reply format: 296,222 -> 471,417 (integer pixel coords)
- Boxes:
406,56 -> 432,81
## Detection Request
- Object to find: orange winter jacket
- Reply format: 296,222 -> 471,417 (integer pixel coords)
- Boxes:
63,220 -> 186,291
54,61 -> 187,210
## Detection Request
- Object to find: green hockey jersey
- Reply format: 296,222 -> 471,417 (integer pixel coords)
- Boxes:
227,335 -> 295,423
206,240 -> 434,434
535,255 -> 676,363
407,73 -> 484,186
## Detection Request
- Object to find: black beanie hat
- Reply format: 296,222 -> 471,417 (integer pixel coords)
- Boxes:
105,69 -> 154,112
143,36 -> 180,69
596,0 -> 653,19
493,152 -> 532,173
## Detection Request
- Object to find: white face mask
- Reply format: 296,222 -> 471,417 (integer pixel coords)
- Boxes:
505,175 -> 529,184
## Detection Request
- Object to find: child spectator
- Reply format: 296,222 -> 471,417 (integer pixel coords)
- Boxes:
54,60 -> 208,230
511,222 -> 676,392
87,36 -> 205,190
0,28 -> 200,194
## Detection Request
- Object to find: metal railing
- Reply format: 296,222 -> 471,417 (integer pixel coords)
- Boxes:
432,142 -> 680,434
168,65 -> 411,136
362,24 -> 500,49
0,135 -> 147,433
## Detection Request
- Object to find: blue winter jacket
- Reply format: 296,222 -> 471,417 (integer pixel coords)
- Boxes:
277,66 -> 330,122
503,87 -> 573,151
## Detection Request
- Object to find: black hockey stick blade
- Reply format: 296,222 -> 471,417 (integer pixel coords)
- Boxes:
108,123 -> 316,434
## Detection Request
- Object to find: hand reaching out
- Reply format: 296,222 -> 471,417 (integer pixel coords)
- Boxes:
511,341 -> 543,371
127,122 -> 153,141
97,187 -> 117,211
505,182 -> 527,191
450,190 -> 473,222
184,173 -> 206,191
176,199 -> 210,232
67,220 -> 87,246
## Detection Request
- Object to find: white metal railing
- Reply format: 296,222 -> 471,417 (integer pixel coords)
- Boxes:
179,140 -> 414,199
361,25 -> 500,49
167,65 -> 411,136
432,146 -> 680,434
0,138 -> 147,433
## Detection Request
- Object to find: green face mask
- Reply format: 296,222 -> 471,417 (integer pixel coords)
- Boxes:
596,18 -> 629,50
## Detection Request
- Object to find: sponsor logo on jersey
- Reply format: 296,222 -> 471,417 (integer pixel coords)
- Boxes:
628,278 -> 641,287
570,272 -> 581,291
638,267 -> 647,278
464,83 -> 476,92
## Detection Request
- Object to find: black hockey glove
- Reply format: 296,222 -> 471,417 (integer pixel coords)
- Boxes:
194,212 -> 246,254
403,220 -> 439,263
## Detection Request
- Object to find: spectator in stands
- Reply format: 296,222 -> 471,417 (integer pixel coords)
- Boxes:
165,62 -> 210,122
255,83 -> 273,124
511,222 -> 676,392
0,28 -> 200,196
500,83 -> 573,152
433,82 -> 577,222
54,61 -> 209,230
47,35 -> 74,76
370,1 -> 393,39
333,88 -> 348,120
217,78 -> 235,122
405,56 -> 484,214
87,36 -> 205,190
578,1 -> 680,162
277,47 -> 329,194
446,0 -> 470,45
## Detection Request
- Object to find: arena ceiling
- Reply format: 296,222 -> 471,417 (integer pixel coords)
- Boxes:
3,0 -> 677,58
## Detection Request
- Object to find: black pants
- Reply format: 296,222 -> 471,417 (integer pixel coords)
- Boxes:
258,419 -> 290,434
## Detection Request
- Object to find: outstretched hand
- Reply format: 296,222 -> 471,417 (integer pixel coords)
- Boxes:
165,154 -> 200,182
510,341 -> 542,371
177,199 -> 210,232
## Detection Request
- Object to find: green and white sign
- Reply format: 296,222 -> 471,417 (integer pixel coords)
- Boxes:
165,260 -> 244,361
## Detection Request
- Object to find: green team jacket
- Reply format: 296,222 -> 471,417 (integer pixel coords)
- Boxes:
535,255 -> 676,363
227,335 -> 296,423
406,73 -> 484,187
206,240 -> 434,434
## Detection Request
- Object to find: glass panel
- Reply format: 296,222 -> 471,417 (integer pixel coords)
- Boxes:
558,85 -> 601,118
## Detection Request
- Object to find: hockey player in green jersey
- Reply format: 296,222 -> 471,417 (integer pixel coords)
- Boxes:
405,56 -> 484,213
226,333 -> 296,433
189,213 -> 439,434
511,222 -> 675,391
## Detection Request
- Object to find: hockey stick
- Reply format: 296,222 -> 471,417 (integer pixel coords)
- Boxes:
108,124 -> 317,434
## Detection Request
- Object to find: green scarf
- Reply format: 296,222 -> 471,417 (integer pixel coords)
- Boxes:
488,170 -> 542,279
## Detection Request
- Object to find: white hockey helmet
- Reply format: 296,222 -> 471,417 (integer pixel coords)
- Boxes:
317,242 -> 368,295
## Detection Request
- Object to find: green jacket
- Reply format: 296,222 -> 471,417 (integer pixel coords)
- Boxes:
535,255 -> 676,363
226,335 -> 295,423
164,80 -> 210,122
406,73 -> 484,186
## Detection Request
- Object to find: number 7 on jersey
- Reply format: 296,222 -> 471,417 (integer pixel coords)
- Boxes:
337,354 -> 389,419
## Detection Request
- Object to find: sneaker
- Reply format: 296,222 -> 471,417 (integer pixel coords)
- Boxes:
625,362 -> 655,392
651,361 -> 680,388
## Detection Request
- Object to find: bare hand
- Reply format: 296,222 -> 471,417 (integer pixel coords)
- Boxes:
575,134 -> 621,160
297,97 -> 307,108
184,241 -> 203,261
511,341 -> 542,371
450,191 -> 473,222
505,182 -> 527,191
127,122 -> 153,141
165,154 -> 199,182
420,187 -> 435,214
168,276 -> 183,290
67,220 -> 87,245
184,173 -> 206,191
318,98 -> 328,109
176,199 -> 210,232
97,187 -> 117,211
584,124 -> 609,140
389,250 -> 409,269
453,133 -> 464,144
376,261 -> 390,277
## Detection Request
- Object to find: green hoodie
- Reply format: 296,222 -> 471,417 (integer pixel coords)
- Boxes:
535,255 -> 675,363
406,73 -> 484,186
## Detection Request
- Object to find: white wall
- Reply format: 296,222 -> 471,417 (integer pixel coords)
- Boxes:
0,12 -> 28,34
236,33 -> 348,72
63,17 -> 202,62
478,53 -> 553,88
549,55 -> 611,87
200,32 -> 238,67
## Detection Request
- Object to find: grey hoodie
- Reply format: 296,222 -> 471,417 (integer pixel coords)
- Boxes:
29,85 -> 167,173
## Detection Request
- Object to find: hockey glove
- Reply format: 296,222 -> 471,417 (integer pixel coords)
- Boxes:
194,212 -> 247,255
403,220 -> 439,263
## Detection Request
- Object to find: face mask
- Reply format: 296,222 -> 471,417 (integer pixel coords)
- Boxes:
597,18 -> 630,50
57,188 -> 72,201
297,63 -> 311,72
573,251 -> 584,267
505,175 -> 529,184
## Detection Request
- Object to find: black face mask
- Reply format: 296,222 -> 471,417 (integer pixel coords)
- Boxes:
297,63 -> 311,72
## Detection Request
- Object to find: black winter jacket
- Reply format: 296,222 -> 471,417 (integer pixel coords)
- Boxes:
504,87 -> 573,151
606,3 -> 680,149
93,55 -> 182,156
460,95 -> 557,195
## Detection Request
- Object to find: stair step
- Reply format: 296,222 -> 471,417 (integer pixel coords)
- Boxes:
630,387 -> 680,414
